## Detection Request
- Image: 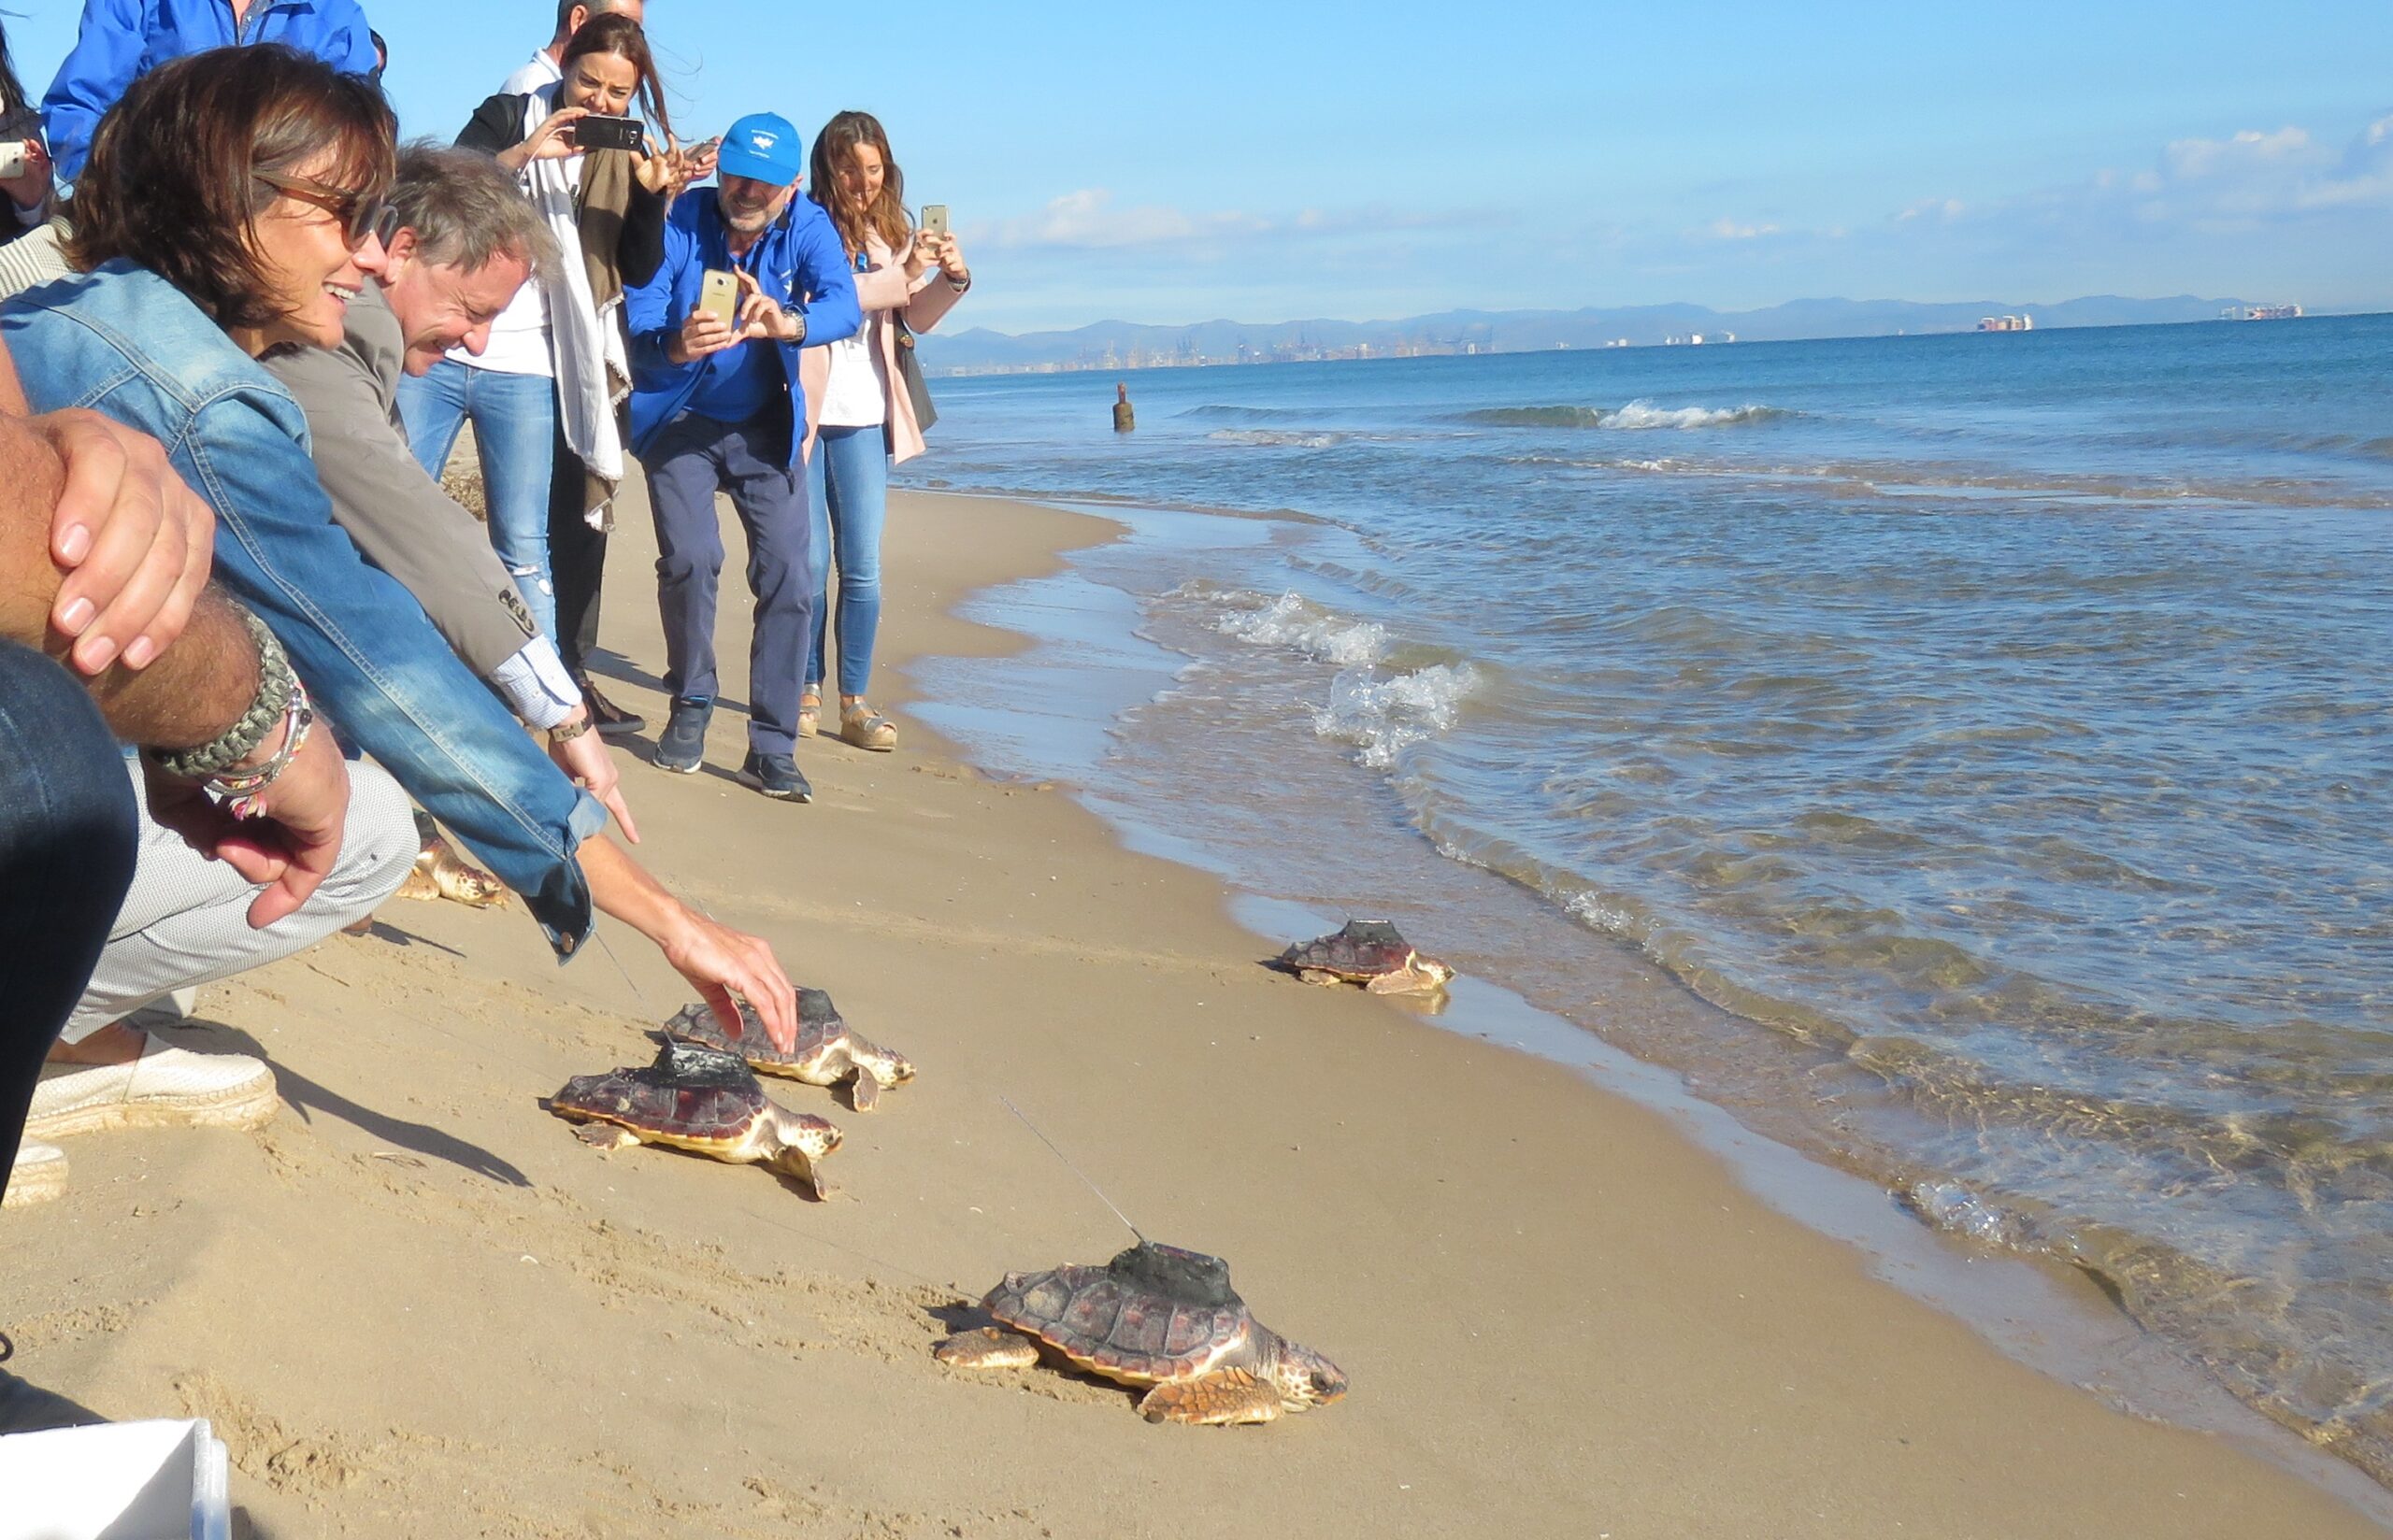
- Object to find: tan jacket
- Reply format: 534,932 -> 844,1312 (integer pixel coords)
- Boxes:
799,229 -> 965,465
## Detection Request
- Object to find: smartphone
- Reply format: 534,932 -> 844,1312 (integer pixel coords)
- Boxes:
919,204 -> 950,239
573,114 -> 645,153
0,142 -> 27,180
696,268 -> 738,329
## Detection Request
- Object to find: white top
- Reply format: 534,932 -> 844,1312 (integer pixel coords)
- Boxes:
499,50 -> 564,95
451,65 -> 578,378
816,321 -> 889,428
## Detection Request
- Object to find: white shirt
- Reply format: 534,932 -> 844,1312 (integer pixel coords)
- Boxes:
816,322 -> 890,429
451,56 -> 575,378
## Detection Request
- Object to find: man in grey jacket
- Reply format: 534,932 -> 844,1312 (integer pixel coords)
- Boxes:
262,142 -> 807,1052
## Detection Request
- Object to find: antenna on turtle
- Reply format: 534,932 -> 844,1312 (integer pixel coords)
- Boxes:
999,1094 -> 1148,1245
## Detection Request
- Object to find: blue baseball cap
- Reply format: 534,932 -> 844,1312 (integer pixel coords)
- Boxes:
718,112 -> 803,187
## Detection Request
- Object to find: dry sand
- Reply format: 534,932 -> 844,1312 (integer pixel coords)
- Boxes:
4,485 -> 2384,1539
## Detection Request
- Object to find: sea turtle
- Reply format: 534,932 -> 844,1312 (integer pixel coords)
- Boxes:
1277,920 -> 1454,993
546,1037 -> 841,1197
663,991 -> 914,1110
395,834 -> 509,908
934,1241 -> 1347,1425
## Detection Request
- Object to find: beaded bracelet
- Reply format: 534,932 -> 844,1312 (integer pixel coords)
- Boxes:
149,606 -> 294,779
207,677 -> 315,820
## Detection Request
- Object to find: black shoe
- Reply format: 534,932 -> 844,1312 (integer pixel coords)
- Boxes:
738,750 -> 812,803
652,697 -> 710,773
578,676 -> 647,738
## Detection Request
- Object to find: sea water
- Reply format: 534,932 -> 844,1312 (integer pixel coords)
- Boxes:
898,317 -> 2393,1479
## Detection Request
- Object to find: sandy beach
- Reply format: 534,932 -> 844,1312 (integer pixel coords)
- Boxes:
5,482 -> 2384,1539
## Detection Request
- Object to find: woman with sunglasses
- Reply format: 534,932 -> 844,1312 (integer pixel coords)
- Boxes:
398,12 -> 691,737
0,47 -> 809,1068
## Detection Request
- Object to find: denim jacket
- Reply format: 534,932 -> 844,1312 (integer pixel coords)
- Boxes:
0,263 -> 600,956
43,1 -> 380,182
624,189 -> 861,470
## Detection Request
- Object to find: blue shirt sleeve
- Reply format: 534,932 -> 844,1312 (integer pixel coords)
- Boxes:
788,204 -> 861,347
625,207 -> 690,376
42,0 -> 149,184
322,0 -> 381,76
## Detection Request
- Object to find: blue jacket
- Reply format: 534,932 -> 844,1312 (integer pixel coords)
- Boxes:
624,188 -> 861,470
0,264 -> 603,957
44,0 -> 380,181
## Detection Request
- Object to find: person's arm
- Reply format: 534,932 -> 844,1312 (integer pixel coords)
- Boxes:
578,834 -> 797,1052
624,213 -> 693,376
39,0 -> 145,184
0,410 -> 349,924
326,3 -> 381,76
617,178 -> 668,290
456,93 -> 529,158
787,207 -> 862,348
0,410 -> 251,744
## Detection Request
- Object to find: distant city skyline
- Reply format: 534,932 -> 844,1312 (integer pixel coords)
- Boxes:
8,2 -> 2391,332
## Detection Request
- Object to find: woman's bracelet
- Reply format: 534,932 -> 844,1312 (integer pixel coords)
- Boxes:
945,270 -> 971,293
148,606 -> 294,779
207,677 -> 316,820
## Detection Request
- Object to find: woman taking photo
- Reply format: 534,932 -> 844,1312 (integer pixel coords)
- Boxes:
399,12 -> 684,734
799,109 -> 971,751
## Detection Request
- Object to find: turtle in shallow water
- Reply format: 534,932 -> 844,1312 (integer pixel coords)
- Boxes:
546,1037 -> 841,1197
934,1241 -> 1347,1425
1277,920 -> 1454,994
663,991 -> 914,1110
395,834 -> 509,908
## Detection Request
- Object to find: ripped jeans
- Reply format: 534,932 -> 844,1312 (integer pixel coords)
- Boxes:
396,359 -> 561,640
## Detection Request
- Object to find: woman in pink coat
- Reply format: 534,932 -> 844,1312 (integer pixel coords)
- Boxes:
798,109 -> 970,750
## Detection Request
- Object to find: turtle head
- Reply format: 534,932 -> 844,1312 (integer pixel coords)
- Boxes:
1270,1340 -> 1348,1412
877,1045 -> 917,1085
769,1109 -> 843,1198
1410,952 -> 1456,989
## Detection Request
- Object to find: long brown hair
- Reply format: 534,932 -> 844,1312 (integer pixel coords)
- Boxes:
560,13 -> 675,147
68,47 -> 395,331
809,109 -> 910,257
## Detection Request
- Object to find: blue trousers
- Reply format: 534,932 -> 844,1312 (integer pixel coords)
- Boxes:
642,409 -> 813,754
0,642 -> 137,1201
395,360 -> 561,640
803,423 -> 889,699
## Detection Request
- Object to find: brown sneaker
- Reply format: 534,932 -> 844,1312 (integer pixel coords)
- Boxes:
839,704 -> 897,752
578,677 -> 647,739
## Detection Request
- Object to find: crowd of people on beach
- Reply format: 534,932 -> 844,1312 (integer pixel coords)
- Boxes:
0,0 -> 974,1211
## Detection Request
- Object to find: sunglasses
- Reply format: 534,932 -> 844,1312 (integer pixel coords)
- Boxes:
254,170 -> 389,249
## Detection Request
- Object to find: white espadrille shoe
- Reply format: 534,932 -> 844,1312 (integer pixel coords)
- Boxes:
27,1038 -> 279,1140
4,1141 -> 68,1207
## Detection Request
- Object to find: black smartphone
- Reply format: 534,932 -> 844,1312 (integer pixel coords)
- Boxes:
573,114 -> 645,152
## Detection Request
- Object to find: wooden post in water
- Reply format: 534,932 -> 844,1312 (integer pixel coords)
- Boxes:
1113,381 -> 1135,434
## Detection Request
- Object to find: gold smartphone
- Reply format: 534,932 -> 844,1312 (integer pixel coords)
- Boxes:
919,204 -> 950,239
696,268 -> 738,328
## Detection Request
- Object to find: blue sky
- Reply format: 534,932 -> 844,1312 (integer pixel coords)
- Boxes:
9,1 -> 2393,331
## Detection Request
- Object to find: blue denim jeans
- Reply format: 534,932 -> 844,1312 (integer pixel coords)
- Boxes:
397,360 -> 561,640
643,408 -> 813,753
803,424 -> 889,699
0,642 -> 138,1199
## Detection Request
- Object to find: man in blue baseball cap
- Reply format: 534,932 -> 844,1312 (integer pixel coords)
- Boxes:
623,112 -> 861,801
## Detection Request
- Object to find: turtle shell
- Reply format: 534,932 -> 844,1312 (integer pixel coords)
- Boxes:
663,990 -> 844,1071
551,1038 -> 767,1146
986,1243 -> 1254,1386
1280,920 -> 1415,978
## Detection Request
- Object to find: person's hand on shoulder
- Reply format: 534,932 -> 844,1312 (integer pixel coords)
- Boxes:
38,408 -> 216,675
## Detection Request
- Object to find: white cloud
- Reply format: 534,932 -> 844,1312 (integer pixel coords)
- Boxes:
1895,197 -> 1966,223
1704,217 -> 1780,240
982,189 -> 1268,250
2163,125 -> 2313,179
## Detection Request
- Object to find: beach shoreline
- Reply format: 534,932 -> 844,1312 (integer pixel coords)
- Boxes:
4,483 -> 2383,1537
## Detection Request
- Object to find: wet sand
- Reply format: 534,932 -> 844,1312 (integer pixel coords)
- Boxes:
3,484 -> 2382,1538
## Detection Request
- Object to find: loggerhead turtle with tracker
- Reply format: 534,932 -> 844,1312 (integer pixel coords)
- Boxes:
1276,919 -> 1454,994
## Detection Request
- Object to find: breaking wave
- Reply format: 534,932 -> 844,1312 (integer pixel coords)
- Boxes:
1211,590 -> 1389,666
1209,428 -> 1346,449
1309,663 -> 1481,770
1464,401 -> 1792,430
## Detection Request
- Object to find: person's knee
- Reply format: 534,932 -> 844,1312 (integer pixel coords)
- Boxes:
324,762 -> 420,915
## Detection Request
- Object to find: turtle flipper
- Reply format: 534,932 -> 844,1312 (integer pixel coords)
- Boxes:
1365,968 -> 1421,994
1137,1369 -> 1283,1425
1297,969 -> 1341,987
847,1070 -> 880,1113
935,1326 -> 1040,1369
571,1121 -> 637,1151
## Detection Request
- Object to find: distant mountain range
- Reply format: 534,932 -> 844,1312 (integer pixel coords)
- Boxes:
919,294 -> 2294,375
